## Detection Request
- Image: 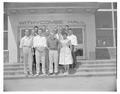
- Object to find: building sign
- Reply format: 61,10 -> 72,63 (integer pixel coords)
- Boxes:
19,20 -> 85,26
19,20 -> 63,25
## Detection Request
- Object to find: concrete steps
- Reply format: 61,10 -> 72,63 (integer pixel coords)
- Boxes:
4,60 -> 117,79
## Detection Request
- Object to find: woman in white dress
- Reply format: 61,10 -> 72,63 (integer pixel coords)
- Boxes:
59,32 -> 73,75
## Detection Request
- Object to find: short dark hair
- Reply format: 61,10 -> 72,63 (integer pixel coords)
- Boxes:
38,28 -> 43,31
34,26 -> 38,29
65,25 -> 69,27
62,31 -> 68,36
68,28 -> 72,30
25,29 -> 29,31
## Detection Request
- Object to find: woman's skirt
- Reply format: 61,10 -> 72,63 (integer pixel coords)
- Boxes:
59,46 -> 73,65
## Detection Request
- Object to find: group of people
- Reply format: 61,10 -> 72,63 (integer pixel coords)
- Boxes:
20,25 -> 78,77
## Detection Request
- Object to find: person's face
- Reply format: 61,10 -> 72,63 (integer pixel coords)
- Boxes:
25,30 -> 29,36
65,25 -> 69,30
63,34 -> 67,39
58,25 -> 62,31
50,32 -> 54,38
34,27 -> 38,32
59,26 -> 63,31
43,25 -> 46,30
54,26 -> 58,31
54,28 -> 58,34
38,30 -> 42,35
68,30 -> 72,35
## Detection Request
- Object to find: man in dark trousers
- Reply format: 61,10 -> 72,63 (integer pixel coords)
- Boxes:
32,26 -> 39,74
67,28 -> 78,70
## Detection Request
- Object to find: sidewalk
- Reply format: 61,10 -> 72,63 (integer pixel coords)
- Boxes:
4,76 -> 116,91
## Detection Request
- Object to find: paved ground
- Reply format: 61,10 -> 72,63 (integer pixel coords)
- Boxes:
4,76 -> 117,91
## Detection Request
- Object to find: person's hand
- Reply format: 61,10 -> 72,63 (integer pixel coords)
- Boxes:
74,46 -> 77,52
37,47 -> 45,51
45,47 -> 49,50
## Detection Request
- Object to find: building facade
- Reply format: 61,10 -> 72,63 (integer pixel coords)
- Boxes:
3,2 -> 117,63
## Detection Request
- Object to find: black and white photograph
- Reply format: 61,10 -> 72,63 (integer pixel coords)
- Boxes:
2,1 -> 118,92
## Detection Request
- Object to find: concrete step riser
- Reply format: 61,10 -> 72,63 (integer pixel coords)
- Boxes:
4,66 -> 116,72
4,72 -> 116,76
4,63 -> 116,66
4,63 -> 116,69
4,73 -> 116,80
4,61 -> 117,79
4,60 -> 116,66
4,65 -> 116,71
4,62 -> 116,66
4,69 -> 116,75
4,67 -> 24,71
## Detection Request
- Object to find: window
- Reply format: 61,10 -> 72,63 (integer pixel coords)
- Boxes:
114,11 -> 117,28
4,13 -> 8,31
4,32 -> 8,50
115,30 -> 117,46
96,29 -> 113,47
4,51 -> 9,63
71,28 -> 83,44
99,3 -> 112,9
95,11 -> 113,28
113,2 -> 117,9
95,2 -> 117,60
96,48 -> 110,59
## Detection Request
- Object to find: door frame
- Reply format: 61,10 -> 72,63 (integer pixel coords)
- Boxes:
73,26 -> 87,60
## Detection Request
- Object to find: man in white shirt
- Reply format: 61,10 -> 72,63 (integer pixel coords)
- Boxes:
42,25 -> 49,74
33,29 -> 47,76
20,29 -> 33,76
67,28 -> 78,69
63,25 -> 69,35
55,25 -> 63,41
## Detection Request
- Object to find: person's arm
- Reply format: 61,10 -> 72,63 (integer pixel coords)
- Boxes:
74,36 -> 78,52
31,38 -> 34,55
68,40 -> 72,50
57,39 -> 60,50
74,36 -> 78,45
58,40 -> 61,54
46,38 -> 50,50
33,37 -> 37,49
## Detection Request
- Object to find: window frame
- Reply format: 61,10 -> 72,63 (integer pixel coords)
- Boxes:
96,2 -> 117,48
3,31 -> 8,51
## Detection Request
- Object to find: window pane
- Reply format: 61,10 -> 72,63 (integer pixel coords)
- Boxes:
4,13 -> 8,31
4,32 -> 8,50
71,28 -> 83,44
114,11 -> 117,28
96,48 -> 110,59
99,3 -> 112,9
4,51 -> 9,63
115,30 -> 117,46
113,2 -> 117,9
96,30 -> 113,47
95,11 -> 113,28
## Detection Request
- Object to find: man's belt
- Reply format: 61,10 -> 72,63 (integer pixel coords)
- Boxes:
49,48 -> 58,50
35,47 -> 45,52
23,45 -> 31,48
